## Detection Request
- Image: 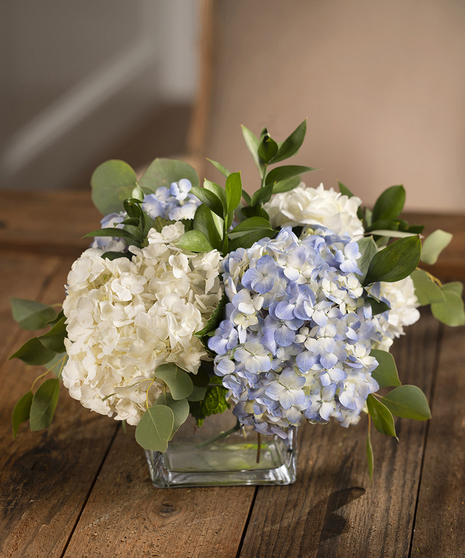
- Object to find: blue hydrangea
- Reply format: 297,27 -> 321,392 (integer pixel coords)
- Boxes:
209,226 -> 382,439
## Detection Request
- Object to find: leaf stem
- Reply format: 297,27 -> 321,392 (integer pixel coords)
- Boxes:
256,433 -> 261,464
195,419 -> 241,448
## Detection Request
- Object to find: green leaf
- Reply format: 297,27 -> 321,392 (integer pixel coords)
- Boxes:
187,363 -> 211,402
189,379 -> 230,427
153,216 -> 174,233
258,135 -> 278,164
241,125 -> 263,177
265,165 -> 316,187
131,184 -> 145,201
38,316 -> 67,354
229,216 -> 271,236
10,337 -> 57,366
371,185 -> 406,223
135,406 -> 174,452
242,190 -> 252,205
138,158 -> 199,192
241,205 -> 270,220
194,292 -> 227,338
12,391 -> 33,438
154,393 -> 189,437
225,172 -> 242,213
250,182 -> 275,206
366,394 -> 397,438
176,230 -> 214,253
381,385 -> 431,420
204,179 -> 227,212
10,298 -> 57,331
83,228 -> 136,240
190,186 -> 224,218
229,229 -> 277,252
370,349 -> 401,388
91,160 -> 138,215
30,378 -> 60,431
442,281 -> 463,297
411,269 -> 445,305
366,297 -> 390,316
366,430 -> 374,481
272,175 -> 301,195
101,251 -> 132,261
356,237 -> 378,282
364,236 -> 421,285
154,364 -> 194,400
207,158 -> 230,177
272,119 -> 307,164
193,204 -> 222,250
431,288 -> 465,326
421,229 -> 453,265
368,230 -> 418,239
44,352 -> 68,377
338,182 -> 355,198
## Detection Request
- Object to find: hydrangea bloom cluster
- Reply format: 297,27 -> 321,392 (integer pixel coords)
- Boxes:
91,179 -> 201,250
263,183 -> 364,238
209,227 -> 382,439
63,221 -> 222,426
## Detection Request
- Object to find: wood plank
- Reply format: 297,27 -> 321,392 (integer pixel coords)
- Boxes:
62,427 -> 256,558
0,255 -> 118,558
239,311 -> 440,558
410,323 -> 465,555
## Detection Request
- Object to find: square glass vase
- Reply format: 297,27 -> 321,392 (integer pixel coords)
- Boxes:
145,409 -> 297,488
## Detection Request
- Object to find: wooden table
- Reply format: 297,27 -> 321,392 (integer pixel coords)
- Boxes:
0,191 -> 464,558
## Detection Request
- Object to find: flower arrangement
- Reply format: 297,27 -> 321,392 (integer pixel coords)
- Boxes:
9,120 -> 464,479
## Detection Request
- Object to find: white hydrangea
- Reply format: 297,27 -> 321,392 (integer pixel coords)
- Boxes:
373,276 -> 420,351
62,221 -> 222,426
263,183 -> 364,238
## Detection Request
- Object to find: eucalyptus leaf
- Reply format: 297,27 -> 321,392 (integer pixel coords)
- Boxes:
411,269 -> 445,305
265,165 -> 316,187
12,391 -> 33,438
190,186 -> 224,218
272,119 -> 307,164
30,378 -> 60,431
193,204 -> 222,250
363,236 -> 421,285
135,406 -> 174,452
272,176 -> 301,195
138,158 -> 199,192
241,125 -> 263,177
10,337 -> 57,366
370,349 -> 401,388
176,230 -> 214,253
38,316 -> 67,354
431,288 -> 465,326
371,185 -> 405,223
10,298 -> 57,331
154,393 -> 189,437
421,229 -> 453,265
154,364 -> 194,400
442,281 -> 463,296
91,160 -> 138,215
226,172 -> 242,213
44,352 -> 68,378
366,394 -> 397,438
207,158 -> 230,177
381,385 -> 431,420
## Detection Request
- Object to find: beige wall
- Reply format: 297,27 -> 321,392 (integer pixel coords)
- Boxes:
204,0 -> 465,212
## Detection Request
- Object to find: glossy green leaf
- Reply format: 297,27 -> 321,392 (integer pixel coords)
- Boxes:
135,406 -> 174,452
189,378 -> 230,427
265,165 -> 316,187
356,237 -> 378,282
250,182 -> 275,207
187,363 -> 211,402
368,230 -> 417,239
370,350 -> 401,388
431,288 -> 465,326
154,393 -> 189,437
364,236 -> 421,285
272,175 -> 301,195
338,182 -> 355,198
411,269 -> 445,305
421,229 -> 453,265
366,297 -> 390,316
242,190 -> 252,205
10,337 -> 57,366
176,230 -> 214,253
194,292 -> 227,339
190,186 -> 224,217
229,229 -> 276,252
372,185 -> 405,223
83,228 -> 136,240
204,179 -> 227,211
258,135 -> 278,164
12,391 -> 33,438
367,394 -> 397,438
241,125 -> 263,177
91,160 -> 138,215
366,430 -> 374,481
101,251 -> 132,261
229,216 -> 271,235
381,385 -> 431,420
38,316 -> 67,354
154,364 -> 194,400
226,172 -> 242,213
10,298 -> 57,331
207,158 -> 230,177
193,204 -> 222,250
273,119 -> 307,164
138,158 -> 199,192
30,378 -> 60,431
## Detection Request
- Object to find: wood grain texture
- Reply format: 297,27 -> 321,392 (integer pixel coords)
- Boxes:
410,323 -> 465,557
239,312 -> 440,558
0,255 -> 118,558
63,427 -> 256,558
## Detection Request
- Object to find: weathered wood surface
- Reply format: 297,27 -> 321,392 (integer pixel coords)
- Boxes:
0,192 -> 464,558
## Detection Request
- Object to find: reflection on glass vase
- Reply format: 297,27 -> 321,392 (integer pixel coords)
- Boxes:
145,408 -> 298,488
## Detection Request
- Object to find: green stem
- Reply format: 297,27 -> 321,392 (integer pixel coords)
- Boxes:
195,419 -> 241,449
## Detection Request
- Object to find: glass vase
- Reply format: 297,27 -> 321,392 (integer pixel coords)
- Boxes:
145,408 -> 297,488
